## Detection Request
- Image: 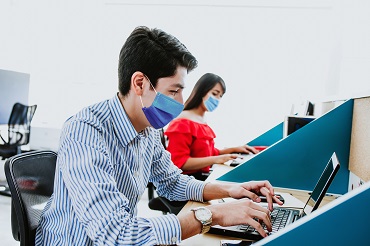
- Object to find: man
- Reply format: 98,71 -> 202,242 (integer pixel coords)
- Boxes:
36,26 -> 282,245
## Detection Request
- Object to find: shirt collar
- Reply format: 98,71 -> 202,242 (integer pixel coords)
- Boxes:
109,94 -> 139,147
109,94 -> 154,147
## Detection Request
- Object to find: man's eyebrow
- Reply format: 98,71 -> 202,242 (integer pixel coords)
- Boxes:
172,83 -> 185,89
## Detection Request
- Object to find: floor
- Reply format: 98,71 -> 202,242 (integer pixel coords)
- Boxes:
0,159 -> 163,245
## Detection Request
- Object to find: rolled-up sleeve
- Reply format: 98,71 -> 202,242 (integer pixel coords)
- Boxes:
146,214 -> 181,245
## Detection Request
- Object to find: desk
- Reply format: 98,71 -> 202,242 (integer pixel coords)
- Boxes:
179,164 -> 338,246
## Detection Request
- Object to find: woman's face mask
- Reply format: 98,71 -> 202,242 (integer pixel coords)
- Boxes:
140,77 -> 184,129
204,94 -> 220,112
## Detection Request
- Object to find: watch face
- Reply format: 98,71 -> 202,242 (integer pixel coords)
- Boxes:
196,208 -> 212,221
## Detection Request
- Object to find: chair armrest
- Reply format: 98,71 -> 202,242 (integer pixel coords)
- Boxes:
0,132 -> 6,144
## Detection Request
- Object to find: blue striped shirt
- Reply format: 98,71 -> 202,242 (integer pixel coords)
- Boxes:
35,94 -> 205,245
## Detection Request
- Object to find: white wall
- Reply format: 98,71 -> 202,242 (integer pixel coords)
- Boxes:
0,0 -> 369,148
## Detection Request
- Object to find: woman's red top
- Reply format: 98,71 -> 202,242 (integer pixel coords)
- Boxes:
164,118 -> 220,174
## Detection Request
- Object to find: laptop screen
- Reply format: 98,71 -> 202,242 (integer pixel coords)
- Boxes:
302,152 -> 340,215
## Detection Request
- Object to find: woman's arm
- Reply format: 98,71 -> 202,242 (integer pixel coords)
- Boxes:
181,154 -> 239,171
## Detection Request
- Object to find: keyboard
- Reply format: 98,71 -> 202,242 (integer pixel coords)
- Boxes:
225,154 -> 255,167
209,207 -> 301,241
238,208 -> 293,234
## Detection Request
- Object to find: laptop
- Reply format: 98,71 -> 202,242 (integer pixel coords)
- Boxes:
209,152 -> 340,241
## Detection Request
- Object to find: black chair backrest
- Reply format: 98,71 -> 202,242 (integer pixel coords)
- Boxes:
159,128 -> 168,149
4,150 -> 57,246
7,103 -> 37,146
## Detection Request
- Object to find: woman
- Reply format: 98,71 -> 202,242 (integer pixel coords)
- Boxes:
165,73 -> 258,181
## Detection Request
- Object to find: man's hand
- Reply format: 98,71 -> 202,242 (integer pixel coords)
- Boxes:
227,181 -> 284,211
190,180 -> 283,240
208,198 -> 272,237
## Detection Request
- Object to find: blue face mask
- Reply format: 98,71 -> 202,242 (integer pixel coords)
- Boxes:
204,95 -> 220,112
141,80 -> 184,129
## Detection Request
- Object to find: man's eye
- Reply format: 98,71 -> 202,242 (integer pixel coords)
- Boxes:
170,90 -> 179,96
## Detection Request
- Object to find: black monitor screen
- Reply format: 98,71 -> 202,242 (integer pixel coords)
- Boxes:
284,116 -> 315,137
303,153 -> 340,215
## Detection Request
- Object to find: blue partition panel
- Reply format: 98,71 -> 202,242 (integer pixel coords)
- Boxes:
255,181 -> 370,246
218,100 -> 353,194
247,122 -> 283,146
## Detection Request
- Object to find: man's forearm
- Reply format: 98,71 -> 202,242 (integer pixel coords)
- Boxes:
178,210 -> 202,240
202,182 -> 232,201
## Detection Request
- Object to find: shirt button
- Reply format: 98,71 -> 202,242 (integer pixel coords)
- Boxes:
171,236 -> 177,243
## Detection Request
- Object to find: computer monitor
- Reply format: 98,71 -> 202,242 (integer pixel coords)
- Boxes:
0,69 -> 30,124
283,115 -> 316,138
290,100 -> 315,116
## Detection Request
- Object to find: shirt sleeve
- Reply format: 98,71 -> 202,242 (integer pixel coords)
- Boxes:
58,120 -> 193,245
213,147 -> 221,156
149,130 -> 205,202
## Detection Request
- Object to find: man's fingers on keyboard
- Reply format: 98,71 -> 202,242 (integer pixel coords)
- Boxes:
248,208 -> 272,232
246,219 -> 268,237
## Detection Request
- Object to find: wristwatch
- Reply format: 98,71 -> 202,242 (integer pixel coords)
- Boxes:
191,207 -> 213,234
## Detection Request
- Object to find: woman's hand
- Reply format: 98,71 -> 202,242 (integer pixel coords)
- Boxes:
233,145 -> 259,154
213,154 -> 240,164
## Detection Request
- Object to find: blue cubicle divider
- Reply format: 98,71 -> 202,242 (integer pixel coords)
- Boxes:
247,122 -> 283,146
254,181 -> 370,246
218,99 -> 354,195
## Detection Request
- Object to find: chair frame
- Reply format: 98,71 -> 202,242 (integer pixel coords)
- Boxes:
4,150 -> 57,246
147,128 -> 187,215
0,102 -> 37,159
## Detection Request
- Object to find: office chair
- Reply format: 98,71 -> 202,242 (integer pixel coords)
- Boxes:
0,102 -> 37,159
147,128 -> 187,215
4,150 -> 57,246
0,103 -> 37,197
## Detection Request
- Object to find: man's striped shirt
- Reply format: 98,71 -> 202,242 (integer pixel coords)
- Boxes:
35,94 -> 205,245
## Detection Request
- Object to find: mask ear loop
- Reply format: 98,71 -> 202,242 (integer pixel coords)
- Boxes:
140,74 -> 157,108
139,96 -> 145,108
143,75 -> 158,93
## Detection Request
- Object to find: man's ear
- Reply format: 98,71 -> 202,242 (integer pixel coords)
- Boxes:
131,71 -> 146,96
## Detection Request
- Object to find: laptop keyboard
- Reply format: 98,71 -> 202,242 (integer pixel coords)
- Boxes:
237,208 -> 292,234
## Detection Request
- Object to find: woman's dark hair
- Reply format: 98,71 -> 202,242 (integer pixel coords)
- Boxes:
184,73 -> 226,110
118,26 -> 198,96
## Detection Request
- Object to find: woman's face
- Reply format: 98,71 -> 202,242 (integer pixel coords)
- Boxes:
202,82 -> 224,111
205,82 -> 224,101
